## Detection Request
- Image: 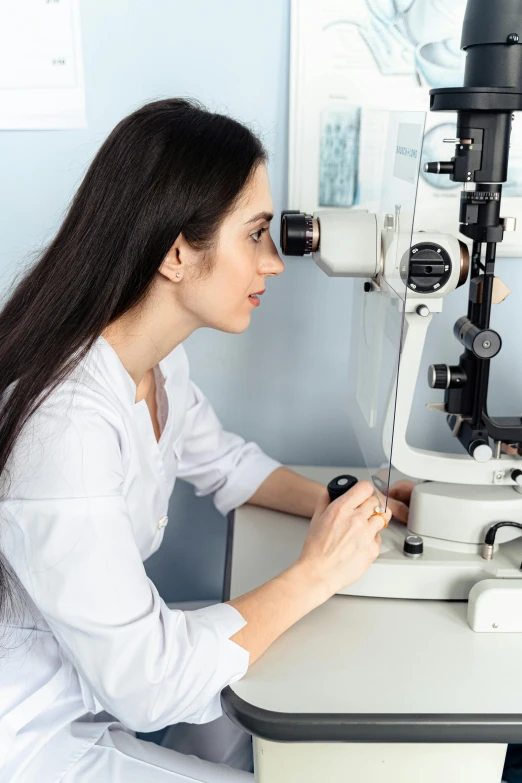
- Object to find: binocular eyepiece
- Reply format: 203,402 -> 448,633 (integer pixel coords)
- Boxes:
280,211 -> 320,256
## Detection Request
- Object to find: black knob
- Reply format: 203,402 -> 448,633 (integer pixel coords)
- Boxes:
454,316 -> 502,360
327,475 -> 358,502
404,535 -> 424,558
424,161 -> 454,175
511,469 -> 522,487
428,364 -> 449,389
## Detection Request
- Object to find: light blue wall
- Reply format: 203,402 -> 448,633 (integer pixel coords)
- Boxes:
1,1 -> 521,602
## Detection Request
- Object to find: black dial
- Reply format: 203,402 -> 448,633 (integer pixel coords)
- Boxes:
428,364 -> 450,390
404,535 -> 424,558
401,242 -> 452,294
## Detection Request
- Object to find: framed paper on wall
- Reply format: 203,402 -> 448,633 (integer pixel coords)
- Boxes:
289,0 -> 522,257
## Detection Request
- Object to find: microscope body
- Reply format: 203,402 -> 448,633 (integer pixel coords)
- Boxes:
297,210 -> 522,601
281,0 -> 522,607
312,210 -> 522,568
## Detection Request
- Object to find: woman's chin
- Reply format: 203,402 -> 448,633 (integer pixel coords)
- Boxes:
227,316 -> 251,334
209,312 -> 251,335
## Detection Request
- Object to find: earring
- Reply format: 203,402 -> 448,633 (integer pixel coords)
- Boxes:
176,273 -> 182,279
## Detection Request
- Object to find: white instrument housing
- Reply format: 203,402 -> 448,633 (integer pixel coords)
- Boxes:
310,207 -> 522,605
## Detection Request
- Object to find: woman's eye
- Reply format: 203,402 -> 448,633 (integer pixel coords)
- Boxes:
250,227 -> 267,243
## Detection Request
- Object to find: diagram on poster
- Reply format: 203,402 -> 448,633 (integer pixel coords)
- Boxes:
289,0 -> 522,256
0,0 -> 86,129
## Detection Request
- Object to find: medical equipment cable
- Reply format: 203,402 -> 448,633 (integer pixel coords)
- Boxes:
481,521 -> 522,561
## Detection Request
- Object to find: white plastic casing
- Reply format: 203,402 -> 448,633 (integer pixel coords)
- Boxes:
312,210 -> 379,278
468,579 -> 522,632
409,482 -> 522,546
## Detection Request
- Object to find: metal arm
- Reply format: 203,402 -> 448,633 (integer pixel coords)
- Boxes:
385,310 -> 522,485
425,0 -> 522,459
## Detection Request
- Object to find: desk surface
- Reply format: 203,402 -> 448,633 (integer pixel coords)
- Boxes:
222,466 -> 522,743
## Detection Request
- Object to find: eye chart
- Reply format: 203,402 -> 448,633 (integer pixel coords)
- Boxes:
0,0 -> 86,129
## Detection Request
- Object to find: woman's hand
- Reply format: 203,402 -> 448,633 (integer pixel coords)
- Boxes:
229,480 -> 390,665
297,480 -> 390,598
387,480 -> 416,525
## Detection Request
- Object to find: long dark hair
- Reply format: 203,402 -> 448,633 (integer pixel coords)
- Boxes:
0,98 -> 266,625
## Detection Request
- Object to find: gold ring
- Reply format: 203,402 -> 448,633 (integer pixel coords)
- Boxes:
372,506 -> 388,528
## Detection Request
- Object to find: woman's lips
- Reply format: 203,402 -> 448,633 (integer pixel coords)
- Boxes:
248,289 -> 265,307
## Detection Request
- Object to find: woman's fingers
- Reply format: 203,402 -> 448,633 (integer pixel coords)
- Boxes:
322,481 -> 393,528
316,480 -> 398,529
356,495 -> 390,524
387,497 -> 409,524
316,479 -> 376,518
368,506 -> 392,535
331,479 -> 375,510
360,495 -> 408,526
388,480 -> 416,506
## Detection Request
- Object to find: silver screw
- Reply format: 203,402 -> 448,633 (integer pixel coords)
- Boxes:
492,623 -> 499,629
483,340 -> 491,349
496,473 -> 503,480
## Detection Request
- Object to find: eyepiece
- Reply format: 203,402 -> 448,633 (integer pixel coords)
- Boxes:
280,211 -> 320,256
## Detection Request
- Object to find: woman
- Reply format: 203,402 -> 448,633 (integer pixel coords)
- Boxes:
0,99 -> 408,783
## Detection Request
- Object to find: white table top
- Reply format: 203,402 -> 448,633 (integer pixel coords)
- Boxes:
223,467 -> 522,742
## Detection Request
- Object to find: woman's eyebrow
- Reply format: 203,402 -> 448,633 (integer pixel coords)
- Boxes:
244,211 -> 274,225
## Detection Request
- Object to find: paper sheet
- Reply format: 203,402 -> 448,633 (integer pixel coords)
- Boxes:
0,0 -> 86,129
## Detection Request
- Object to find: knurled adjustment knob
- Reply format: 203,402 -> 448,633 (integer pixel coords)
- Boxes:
428,364 -> 449,390
404,535 -> 424,558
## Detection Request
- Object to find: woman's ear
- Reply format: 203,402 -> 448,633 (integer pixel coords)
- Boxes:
159,236 -> 185,283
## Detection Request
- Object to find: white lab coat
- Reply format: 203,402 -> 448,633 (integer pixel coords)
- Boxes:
0,335 -> 281,783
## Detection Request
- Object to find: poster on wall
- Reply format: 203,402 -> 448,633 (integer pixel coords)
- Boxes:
289,0 -> 522,257
0,0 -> 86,130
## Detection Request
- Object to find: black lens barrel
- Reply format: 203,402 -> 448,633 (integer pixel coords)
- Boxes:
280,211 -> 316,256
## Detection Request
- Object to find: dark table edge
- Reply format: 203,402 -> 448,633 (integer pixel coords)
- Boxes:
221,687 -> 522,743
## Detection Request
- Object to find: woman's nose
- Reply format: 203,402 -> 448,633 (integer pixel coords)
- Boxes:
270,253 -> 285,277
261,243 -> 285,277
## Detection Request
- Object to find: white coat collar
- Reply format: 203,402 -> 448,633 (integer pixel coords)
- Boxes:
79,335 -> 169,409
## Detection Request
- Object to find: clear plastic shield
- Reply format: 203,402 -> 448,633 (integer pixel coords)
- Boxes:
349,110 -> 426,508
